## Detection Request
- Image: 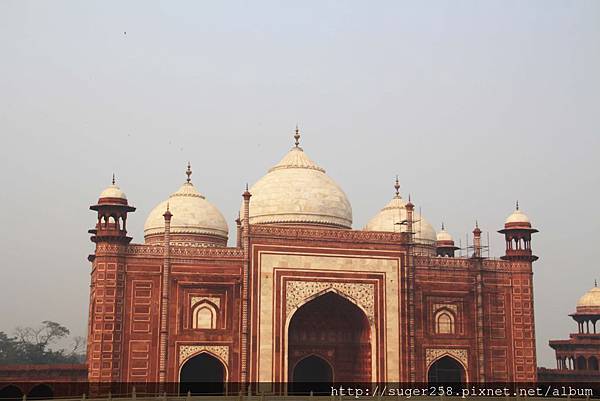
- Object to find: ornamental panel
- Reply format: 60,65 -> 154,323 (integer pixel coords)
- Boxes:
179,344 -> 229,365
285,280 -> 375,324
191,296 -> 221,308
426,348 -> 468,369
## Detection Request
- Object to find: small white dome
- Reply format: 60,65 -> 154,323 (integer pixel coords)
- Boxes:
576,285 -> 600,313
436,226 -> 453,242
99,184 -> 127,200
364,195 -> 437,243
245,141 -> 352,229
144,174 -> 228,244
505,209 -> 531,225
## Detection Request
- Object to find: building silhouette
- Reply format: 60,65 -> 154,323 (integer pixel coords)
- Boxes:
85,129 -> 540,391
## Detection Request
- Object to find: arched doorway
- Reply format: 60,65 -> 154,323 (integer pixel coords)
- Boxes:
28,384 -> 54,399
291,355 -> 333,395
288,291 -> 371,386
0,385 -> 23,401
427,356 -> 466,384
179,352 -> 226,395
589,356 -> 599,371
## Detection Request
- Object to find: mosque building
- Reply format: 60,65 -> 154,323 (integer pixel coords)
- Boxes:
538,283 -> 600,382
86,128 -> 539,390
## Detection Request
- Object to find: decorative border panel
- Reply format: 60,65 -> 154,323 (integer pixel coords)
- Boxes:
179,345 -> 229,365
425,348 -> 468,369
285,280 -> 375,324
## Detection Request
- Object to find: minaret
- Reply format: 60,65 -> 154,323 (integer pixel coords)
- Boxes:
405,194 -> 414,243
499,202 -> 539,381
498,201 -> 538,261
89,174 -> 136,244
240,184 -> 252,385
87,176 -> 135,383
472,221 -> 482,258
158,204 -> 172,390
436,223 -> 459,257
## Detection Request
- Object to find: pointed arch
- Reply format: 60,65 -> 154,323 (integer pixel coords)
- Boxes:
286,290 -> 372,383
179,351 -> 227,395
435,309 -> 455,334
27,384 -> 54,400
191,300 -> 219,329
290,354 -> 334,395
0,385 -> 24,401
427,355 -> 466,384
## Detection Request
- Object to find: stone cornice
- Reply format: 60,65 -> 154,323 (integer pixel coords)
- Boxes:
249,224 -> 406,244
94,243 -> 244,259
414,255 -> 517,271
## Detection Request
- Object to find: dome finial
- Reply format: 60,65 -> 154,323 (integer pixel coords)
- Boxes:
294,125 -> 301,147
186,162 -> 192,183
394,176 -> 400,197
112,173 -> 116,185
516,200 -> 519,210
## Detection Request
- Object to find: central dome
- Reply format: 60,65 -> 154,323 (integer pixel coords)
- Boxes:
246,129 -> 352,229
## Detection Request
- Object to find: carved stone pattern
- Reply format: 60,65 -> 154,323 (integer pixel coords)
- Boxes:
426,348 -> 468,368
179,345 -> 229,365
191,296 -> 221,308
95,243 -> 127,254
250,224 -> 405,244
286,281 -> 375,324
125,244 -> 243,258
433,303 -> 458,314
414,256 -> 512,271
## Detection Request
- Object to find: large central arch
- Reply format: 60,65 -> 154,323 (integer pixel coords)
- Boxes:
287,291 -> 371,387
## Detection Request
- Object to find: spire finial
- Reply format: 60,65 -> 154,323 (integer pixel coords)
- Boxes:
394,175 -> 400,197
186,162 -> 192,183
408,193 -> 411,202
245,182 -> 249,191
595,279 -> 597,288
476,220 -> 479,228
112,173 -> 115,185
516,200 -> 519,210
441,222 -> 445,230
166,202 -> 170,212
294,125 -> 300,147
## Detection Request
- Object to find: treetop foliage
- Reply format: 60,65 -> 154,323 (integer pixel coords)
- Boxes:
0,321 -> 85,365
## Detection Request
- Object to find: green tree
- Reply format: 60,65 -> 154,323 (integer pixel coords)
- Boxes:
0,321 -> 85,365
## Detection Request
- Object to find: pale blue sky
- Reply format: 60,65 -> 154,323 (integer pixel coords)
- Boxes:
0,1 -> 599,367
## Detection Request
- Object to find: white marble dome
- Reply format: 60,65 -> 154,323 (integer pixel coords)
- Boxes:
576,285 -> 600,313
144,170 -> 228,244
364,193 -> 437,244
99,182 -> 127,200
505,204 -> 531,225
245,139 -> 352,229
436,225 -> 453,242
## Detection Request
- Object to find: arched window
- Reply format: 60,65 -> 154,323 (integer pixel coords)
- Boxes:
576,355 -> 587,370
435,310 -> 455,334
589,356 -> 599,371
192,302 -> 218,329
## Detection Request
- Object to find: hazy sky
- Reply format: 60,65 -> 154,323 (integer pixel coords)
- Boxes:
1,1 -> 598,368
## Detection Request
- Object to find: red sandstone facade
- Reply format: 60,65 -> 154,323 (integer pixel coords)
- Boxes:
86,153 -> 539,389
